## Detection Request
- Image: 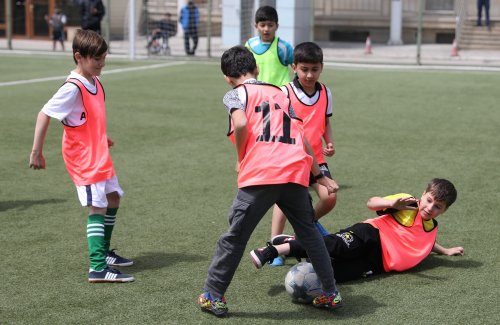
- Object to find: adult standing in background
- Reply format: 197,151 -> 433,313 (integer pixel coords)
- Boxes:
80,0 -> 106,35
180,1 -> 199,55
476,0 -> 491,28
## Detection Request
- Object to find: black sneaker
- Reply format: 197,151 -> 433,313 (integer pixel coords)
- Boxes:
271,234 -> 295,245
250,243 -> 278,269
88,267 -> 135,283
106,249 -> 133,267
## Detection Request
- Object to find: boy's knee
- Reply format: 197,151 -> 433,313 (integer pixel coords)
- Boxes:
106,191 -> 120,207
321,193 -> 337,208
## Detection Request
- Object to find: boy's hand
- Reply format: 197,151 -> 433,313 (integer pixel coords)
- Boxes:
29,151 -> 46,170
107,137 -> 114,147
445,246 -> 465,256
392,197 -> 418,210
323,143 -> 335,157
317,177 -> 339,195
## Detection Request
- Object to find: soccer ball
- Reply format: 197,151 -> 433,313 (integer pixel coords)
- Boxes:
284,262 -> 322,303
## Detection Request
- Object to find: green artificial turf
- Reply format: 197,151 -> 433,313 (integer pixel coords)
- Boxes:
0,55 -> 498,324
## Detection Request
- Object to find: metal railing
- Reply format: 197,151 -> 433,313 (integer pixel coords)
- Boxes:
455,0 -> 468,46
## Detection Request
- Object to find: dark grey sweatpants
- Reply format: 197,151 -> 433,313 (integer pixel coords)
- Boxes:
203,183 -> 337,298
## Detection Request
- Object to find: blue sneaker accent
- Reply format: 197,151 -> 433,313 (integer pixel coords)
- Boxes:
268,255 -> 284,267
315,221 -> 330,236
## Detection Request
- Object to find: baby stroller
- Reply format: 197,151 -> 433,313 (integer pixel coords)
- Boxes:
147,15 -> 177,56
148,31 -> 171,55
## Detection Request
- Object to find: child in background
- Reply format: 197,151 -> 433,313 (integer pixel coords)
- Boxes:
45,8 -> 66,51
29,29 -> 134,283
252,178 -> 464,283
245,5 -> 293,86
270,42 -> 337,266
197,46 -> 342,317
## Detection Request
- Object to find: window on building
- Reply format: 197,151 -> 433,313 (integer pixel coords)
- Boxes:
426,0 -> 454,11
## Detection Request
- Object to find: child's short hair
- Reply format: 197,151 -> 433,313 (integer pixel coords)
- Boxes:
221,46 -> 257,78
294,42 -> 323,65
255,6 -> 278,24
72,29 -> 108,64
425,178 -> 457,208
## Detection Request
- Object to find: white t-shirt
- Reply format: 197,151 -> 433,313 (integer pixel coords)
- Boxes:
281,82 -> 333,116
42,71 -> 98,127
222,78 -> 261,114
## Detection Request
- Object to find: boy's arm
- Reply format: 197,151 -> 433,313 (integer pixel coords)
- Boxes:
29,111 -> 51,170
367,196 -> 418,211
322,117 -> 335,157
432,242 -> 464,256
304,137 -> 338,195
231,109 -> 248,163
284,41 -> 294,66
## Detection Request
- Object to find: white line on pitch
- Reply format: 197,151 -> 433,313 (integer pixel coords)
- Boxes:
0,61 -> 187,87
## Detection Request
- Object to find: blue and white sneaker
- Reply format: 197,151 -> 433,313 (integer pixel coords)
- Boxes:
106,249 -> 133,267
88,267 -> 135,283
268,255 -> 285,267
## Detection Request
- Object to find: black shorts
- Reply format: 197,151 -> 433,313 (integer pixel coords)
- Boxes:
327,223 -> 384,282
308,163 -> 332,186
52,30 -> 64,41
288,223 -> 384,283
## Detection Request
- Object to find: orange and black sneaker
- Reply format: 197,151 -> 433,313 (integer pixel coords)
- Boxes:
312,290 -> 343,310
198,291 -> 228,317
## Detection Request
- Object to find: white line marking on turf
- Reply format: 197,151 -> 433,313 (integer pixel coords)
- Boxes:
0,61 -> 187,87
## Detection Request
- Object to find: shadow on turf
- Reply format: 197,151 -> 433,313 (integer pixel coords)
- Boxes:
407,254 -> 482,274
0,199 -> 66,212
228,255 -> 481,320
230,294 -> 383,320
336,183 -> 352,191
129,251 -> 203,272
340,254 -> 482,284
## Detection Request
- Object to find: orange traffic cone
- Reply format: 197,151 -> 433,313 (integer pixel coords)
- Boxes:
364,35 -> 373,55
451,38 -> 459,57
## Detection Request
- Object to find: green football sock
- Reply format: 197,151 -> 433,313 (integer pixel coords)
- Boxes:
104,207 -> 118,252
87,214 -> 106,271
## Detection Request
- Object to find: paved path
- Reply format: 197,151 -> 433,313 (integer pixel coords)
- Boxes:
1,37 -> 499,68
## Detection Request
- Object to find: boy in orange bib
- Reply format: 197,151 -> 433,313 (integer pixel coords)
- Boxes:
270,42 -> 337,266
197,46 -> 342,317
252,178 -> 464,282
29,29 -> 133,283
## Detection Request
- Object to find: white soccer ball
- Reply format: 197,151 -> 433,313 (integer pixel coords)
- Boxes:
284,262 -> 322,303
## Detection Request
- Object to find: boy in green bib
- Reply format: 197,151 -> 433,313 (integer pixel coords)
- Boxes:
245,6 -> 293,87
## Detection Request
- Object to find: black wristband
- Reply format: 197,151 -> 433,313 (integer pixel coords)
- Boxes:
314,173 -> 324,181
